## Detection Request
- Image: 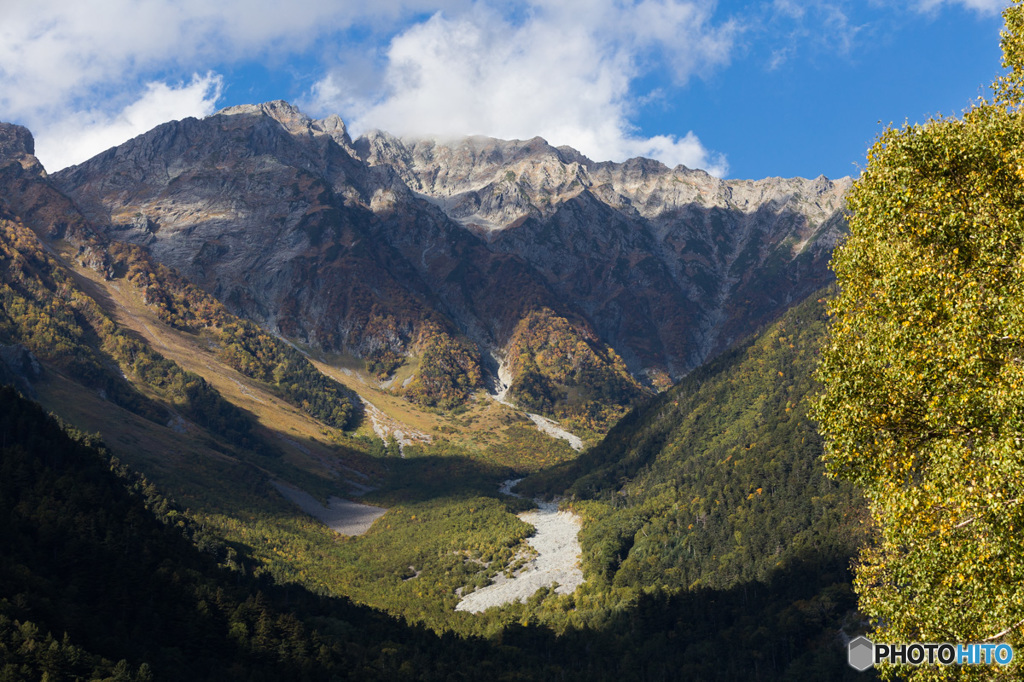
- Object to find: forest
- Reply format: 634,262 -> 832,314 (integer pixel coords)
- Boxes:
0,372 -> 865,680
505,308 -> 647,435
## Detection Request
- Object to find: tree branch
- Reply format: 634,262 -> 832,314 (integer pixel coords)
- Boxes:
982,617 -> 1024,642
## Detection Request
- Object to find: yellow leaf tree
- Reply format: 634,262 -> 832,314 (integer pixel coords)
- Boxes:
814,2 -> 1024,678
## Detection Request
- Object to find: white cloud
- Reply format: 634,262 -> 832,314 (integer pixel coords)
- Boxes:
0,0 -> 466,169
33,74 -> 222,172
310,1 -> 734,175
0,0 -> 469,119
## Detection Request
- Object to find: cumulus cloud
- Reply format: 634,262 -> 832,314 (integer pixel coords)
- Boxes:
0,0 -> 468,119
0,0 -> 1010,177
0,0 -> 465,170
33,74 -> 222,172
310,1 -> 735,175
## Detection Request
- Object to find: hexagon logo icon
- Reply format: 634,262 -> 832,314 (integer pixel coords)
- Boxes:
848,636 -> 875,672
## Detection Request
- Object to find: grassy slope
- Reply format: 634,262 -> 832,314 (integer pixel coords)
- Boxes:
61,254 -> 361,476
0,220 -> 579,634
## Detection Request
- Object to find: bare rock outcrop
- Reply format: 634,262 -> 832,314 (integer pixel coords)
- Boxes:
49,100 -> 850,420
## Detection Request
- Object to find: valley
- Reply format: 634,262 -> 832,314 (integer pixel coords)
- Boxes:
0,109 -> 865,679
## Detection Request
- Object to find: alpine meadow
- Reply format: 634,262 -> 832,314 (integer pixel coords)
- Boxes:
1,2 -> 1022,681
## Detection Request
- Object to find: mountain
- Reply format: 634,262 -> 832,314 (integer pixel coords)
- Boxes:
51,101 -> 850,433
0,111 -> 867,679
360,128 -> 849,372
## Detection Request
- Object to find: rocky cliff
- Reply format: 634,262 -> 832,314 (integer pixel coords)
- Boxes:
360,130 -> 849,379
50,101 -> 850,428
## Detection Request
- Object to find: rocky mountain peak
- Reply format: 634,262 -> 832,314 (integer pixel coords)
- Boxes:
216,100 -> 310,132
213,100 -> 356,155
315,113 -> 355,153
351,124 -> 852,236
49,99 -> 853,423
606,156 -> 673,175
0,122 -> 40,172
353,129 -> 412,169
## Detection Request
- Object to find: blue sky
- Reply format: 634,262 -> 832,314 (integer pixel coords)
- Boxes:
0,0 -> 1009,180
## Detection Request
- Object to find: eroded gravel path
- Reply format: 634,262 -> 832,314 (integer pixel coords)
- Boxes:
523,413 -> 584,451
272,481 -> 386,536
491,362 -> 584,451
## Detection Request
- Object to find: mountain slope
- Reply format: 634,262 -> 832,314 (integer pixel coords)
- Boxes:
0,119 -> 588,474
51,101 -> 849,431
520,289 -> 867,593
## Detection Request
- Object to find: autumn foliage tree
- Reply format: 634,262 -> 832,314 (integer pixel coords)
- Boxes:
814,2 -> 1024,677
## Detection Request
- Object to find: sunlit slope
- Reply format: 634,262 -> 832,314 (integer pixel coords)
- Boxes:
522,290 -> 867,591
0,148 -> 582,633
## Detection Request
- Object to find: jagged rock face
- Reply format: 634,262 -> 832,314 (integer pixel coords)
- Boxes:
0,124 -> 99,250
355,132 -> 593,231
51,100 -> 849,415
0,122 -> 47,183
0,123 -> 35,162
53,102 -> 446,362
359,130 -> 851,377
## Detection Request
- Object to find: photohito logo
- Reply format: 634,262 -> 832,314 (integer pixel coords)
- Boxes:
848,636 -> 1014,671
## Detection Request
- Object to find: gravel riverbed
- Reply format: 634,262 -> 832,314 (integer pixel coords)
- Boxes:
272,481 -> 386,536
456,482 -> 584,613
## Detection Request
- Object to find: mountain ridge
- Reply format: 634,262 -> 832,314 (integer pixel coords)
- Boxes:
48,100 -> 849,431
0,109 -> 867,680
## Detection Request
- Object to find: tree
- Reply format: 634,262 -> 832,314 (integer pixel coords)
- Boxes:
813,2 -> 1024,677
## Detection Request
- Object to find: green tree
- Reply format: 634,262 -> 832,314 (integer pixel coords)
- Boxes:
814,2 -> 1024,677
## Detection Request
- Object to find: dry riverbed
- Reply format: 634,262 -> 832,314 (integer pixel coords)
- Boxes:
455,481 -> 584,613
272,481 -> 386,536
